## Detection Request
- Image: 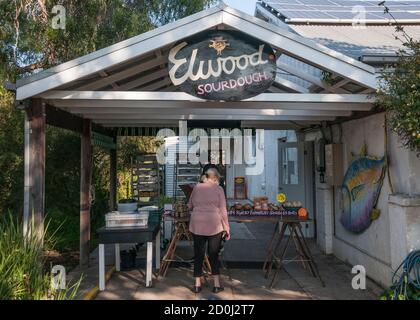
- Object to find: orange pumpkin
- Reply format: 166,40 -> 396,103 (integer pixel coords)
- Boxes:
298,207 -> 308,218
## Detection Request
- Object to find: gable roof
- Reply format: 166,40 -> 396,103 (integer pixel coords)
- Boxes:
16,3 -> 378,100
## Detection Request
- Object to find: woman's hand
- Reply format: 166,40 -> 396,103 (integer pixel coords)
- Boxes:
224,232 -> 230,241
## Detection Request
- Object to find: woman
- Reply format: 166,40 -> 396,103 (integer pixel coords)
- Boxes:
188,168 -> 230,293
201,163 -> 226,193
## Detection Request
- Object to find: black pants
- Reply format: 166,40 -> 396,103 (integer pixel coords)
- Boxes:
192,232 -> 223,277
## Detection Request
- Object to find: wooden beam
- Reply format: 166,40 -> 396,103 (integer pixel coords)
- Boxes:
92,124 -> 116,138
41,91 -> 376,103
79,108 -> 351,117
58,101 -> 372,112
277,60 -> 330,91
162,85 -> 179,92
26,99 -> 46,243
77,56 -> 167,90
359,88 -> 376,94
109,141 -> 117,211
267,84 -> 287,93
94,115 -> 336,123
99,120 -> 179,127
321,79 -> 351,94
98,70 -> 119,89
45,104 -> 115,138
45,104 -> 83,133
23,113 -> 30,237
80,119 -> 92,267
274,76 -> 309,93
43,90 -> 374,115
241,120 -> 321,127
137,77 -> 172,91
118,68 -> 168,91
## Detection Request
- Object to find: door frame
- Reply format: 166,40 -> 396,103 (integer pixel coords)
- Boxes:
278,139 -> 316,238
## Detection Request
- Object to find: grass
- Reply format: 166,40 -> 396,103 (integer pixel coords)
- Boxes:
0,213 -> 82,300
44,207 -> 106,252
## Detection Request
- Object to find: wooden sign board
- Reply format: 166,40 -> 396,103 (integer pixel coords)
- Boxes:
234,176 -> 247,199
168,30 -> 277,101
228,210 -> 298,217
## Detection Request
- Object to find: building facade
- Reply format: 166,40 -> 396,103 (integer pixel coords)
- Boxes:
257,0 -> 420,286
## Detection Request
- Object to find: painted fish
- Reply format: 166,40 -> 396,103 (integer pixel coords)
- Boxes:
340,156 -> 386,233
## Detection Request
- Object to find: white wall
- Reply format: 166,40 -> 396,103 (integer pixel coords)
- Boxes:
335,113 -> 393,286
226,130 -> 289,201
306,112 -> 420,287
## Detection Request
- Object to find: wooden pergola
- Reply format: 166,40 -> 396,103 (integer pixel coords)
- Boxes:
12,3 -> 378,267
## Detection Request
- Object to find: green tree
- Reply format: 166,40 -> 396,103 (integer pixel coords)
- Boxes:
0,0 -> 214,249
377,4 -> 420,155
0,87 -> 24,214
0,0 -> 214,79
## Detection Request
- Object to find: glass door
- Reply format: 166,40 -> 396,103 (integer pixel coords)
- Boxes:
278,141 -> 315,237
278,142 -> 305,202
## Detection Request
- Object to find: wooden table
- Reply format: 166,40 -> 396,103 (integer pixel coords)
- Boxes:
158,214 -> 324,288
261,216 -> 325,288
159,215 -> 211,278
97,217 -> 161,290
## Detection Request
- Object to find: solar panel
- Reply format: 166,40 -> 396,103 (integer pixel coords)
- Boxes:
270,4 -> 310,10
282,10 -> 339,18
322,11 -> 386,19
264,0 -> 301,4
383,1 -> 420,5
332,0 -> 376,7
298,0 -> 336,4
372,10 -> 420,18
390,5 -> 420,9
261,0 -> 420,21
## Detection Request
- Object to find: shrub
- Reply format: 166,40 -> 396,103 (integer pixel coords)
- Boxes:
376,6 -> 420,155
0,213 -> 81,300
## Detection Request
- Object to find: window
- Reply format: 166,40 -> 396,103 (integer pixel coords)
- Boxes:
281,147 -> 299,185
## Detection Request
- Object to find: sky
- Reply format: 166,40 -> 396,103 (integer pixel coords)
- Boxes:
223,0 -> 258,15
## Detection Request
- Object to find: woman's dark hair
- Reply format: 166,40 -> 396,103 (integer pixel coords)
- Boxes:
201,163 -> 219,176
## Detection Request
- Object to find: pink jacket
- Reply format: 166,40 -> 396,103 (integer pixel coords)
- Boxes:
188,182 -> 230,236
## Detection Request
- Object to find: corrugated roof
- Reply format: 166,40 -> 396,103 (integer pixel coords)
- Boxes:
260,0 -> 420,24
288,24 -> 420,58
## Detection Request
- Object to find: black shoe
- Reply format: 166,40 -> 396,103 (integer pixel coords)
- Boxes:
212,286 -> 224,293
191,286 -> 202,293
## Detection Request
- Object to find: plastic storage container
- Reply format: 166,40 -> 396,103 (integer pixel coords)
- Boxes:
105,212 -> 149,228
117,202 -> 138,213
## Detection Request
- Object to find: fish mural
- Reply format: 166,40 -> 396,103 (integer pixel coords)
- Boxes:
340,150 -> 386,234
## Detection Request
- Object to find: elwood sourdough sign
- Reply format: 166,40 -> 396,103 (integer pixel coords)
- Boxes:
168,30 -> 277,101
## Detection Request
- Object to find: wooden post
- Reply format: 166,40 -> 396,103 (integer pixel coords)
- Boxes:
23,112 -> 31,238
110,144 -> 117,211
26,99 -> 46,243
80,119 -> 92,267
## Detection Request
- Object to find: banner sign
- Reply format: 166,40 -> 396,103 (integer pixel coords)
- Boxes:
168,30 -> 277,101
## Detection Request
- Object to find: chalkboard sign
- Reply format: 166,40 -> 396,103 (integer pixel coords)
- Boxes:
168,30 -> 277,101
